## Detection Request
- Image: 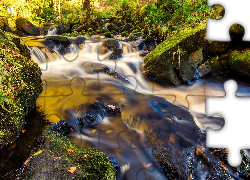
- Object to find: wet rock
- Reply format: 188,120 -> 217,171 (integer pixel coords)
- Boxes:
81,62 -> 130,83
105,38 -> 122,50
143,21 -> 207,86
15,17 -> 40,36
48,120 -> 71,135
76,102 -> 108,127
76,36 -> 86,49
110,49 -> 123,59
197,63 -> 211,78
7,131 -> 115,180
129,38 -> 147,51
46,36 -> 71,54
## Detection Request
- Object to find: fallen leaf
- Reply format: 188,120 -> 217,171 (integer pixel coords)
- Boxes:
24,157 -> 31,165
33,149 -> 44,156
196,145 -> 203,155
143,163 -> 152,168
10,143 -> 16,149
220,161 -> 228,170
167,118 -> 173,122
68,167 -> 76,173
66,149 -> 76,152
106,130 -> 114,133
53,157 -> 59,161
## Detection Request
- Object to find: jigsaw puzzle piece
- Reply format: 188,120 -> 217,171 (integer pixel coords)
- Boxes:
206,80 -> 250,167
207,0 -> 250,41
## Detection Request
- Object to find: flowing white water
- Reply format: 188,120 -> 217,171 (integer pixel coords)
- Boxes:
46,28 -> 57,36
28,38 -> 226,131
26,37 -> 250,179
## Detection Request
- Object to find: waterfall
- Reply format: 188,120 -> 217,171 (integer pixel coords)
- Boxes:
47,28 -> 57,36
121,42 -> 133,54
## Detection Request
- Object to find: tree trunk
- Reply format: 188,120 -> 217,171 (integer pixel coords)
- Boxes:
83,0 -> 90,29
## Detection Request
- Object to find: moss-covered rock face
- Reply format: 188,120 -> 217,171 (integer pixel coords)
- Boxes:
0,29 -> 43,149
229,49 -> 250,78
143,21 -> 207,86
15,17 -> 40,36
16,131 -> 116,180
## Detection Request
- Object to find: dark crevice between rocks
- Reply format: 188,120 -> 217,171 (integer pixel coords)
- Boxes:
0,107 -> 51,179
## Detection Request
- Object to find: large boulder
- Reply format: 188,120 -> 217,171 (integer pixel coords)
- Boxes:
143,21 -> 207,86
15,17 -> 40,36
8,131 -> 116,179
0,30 -> 43,149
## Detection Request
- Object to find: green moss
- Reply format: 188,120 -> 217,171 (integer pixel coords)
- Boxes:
121,31 -> 128,37
107,23 -> 117,32
0,29 -> 43,149
143,21 -> 207,85
229,49 -> 250,77
48,131 -> 116,179
104,32 -> 112,38
0,18 -> 8,30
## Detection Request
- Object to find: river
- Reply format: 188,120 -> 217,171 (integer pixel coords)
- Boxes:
5,34 -> 250,179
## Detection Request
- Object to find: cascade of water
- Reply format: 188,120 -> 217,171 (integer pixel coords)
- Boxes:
28,46 -> 46,64
121,42 -> 133,54
46,28 -> 57,36
25,37 -> 243,180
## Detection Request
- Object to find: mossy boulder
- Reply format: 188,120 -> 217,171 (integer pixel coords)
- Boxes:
143,21 -> 207,86
0,29 -> 43,149
12,131 -> 116,179
15,17 -> 40,36
229,49 -> 250,78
